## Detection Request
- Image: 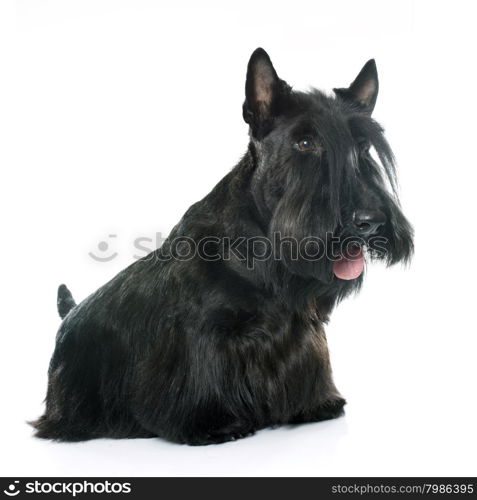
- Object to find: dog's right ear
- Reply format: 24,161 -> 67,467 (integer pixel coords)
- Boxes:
243,48 -> 290,139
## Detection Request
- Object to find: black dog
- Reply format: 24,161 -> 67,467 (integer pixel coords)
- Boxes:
32,48 -> 413,445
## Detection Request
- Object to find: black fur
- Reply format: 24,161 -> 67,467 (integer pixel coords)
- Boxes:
31,48 -> 413,445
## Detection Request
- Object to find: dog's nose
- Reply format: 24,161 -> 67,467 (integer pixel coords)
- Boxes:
353,210 -> 386,236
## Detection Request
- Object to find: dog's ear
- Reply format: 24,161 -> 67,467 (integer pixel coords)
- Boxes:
243,48 -> 290,138
334,59 -> 378,114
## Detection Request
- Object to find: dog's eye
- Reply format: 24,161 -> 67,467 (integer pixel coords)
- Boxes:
296,138 -> 316,152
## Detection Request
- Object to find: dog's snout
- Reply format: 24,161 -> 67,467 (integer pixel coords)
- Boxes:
353,209 -> 386,236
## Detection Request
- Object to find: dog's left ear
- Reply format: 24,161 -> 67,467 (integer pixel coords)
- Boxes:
334,59 -> 379,114
243,48 -> 290,138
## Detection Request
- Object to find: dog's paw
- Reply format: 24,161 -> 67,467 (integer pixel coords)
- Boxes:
182,426 -> 256,446
314,396 -> 346,421
290,396 -> 346,424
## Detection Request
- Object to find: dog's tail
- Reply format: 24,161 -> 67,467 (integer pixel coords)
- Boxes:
57,284 -> 76,319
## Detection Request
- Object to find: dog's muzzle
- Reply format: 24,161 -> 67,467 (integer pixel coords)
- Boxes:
353,209 -> 386,237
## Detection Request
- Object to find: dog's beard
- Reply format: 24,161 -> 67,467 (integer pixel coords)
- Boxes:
268,207 -> 412,287
256,147 -> 412,286
268,210 -> 339,285
372,196 -> 414,266
258,153 -> 328,282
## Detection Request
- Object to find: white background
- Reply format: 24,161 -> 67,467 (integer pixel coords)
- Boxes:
1,0 -> 476,477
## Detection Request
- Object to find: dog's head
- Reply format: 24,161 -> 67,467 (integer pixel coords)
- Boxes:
243,48 -> 413,292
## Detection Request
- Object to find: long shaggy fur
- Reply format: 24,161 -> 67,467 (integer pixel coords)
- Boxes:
32,49 -> 413,445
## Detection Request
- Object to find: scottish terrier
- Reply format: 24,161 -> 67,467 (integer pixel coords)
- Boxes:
32,48 -> 413,445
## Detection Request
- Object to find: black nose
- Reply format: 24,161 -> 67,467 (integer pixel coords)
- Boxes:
353,210 -> 386,236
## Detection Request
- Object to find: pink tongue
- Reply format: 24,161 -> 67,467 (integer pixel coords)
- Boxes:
332,248 -> 365,280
